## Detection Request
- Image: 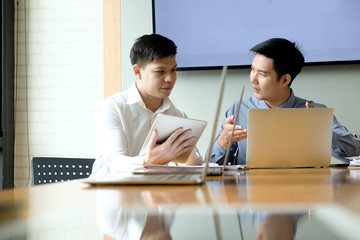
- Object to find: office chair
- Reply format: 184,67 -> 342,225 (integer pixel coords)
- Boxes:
32,157 -> 95,185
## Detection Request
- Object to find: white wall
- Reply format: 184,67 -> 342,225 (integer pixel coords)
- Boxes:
14,0 -> 103,187
121,1 -> 360,159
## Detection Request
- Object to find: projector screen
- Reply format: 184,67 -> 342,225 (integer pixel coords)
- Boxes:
153,0 -> 360,70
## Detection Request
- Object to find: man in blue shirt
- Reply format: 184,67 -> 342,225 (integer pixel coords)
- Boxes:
211,38 -> 360,165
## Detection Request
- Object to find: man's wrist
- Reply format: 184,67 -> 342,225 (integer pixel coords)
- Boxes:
218,135 -> 227,150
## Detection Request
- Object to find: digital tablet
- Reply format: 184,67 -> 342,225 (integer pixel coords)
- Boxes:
140,114 -> 207,163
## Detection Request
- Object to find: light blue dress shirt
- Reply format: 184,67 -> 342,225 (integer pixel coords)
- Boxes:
211,89 -> 360,165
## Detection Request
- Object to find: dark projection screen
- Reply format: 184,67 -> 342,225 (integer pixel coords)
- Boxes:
153,0 -> 360,70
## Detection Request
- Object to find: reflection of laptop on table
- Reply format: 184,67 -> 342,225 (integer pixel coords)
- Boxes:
246,108 -> 334,169
84,66 -> 228,185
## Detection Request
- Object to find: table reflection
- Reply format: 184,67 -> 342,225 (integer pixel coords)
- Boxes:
237,210 -> 300,240
96,189 -> 175,240
331,168 -> 360,185
89,168 -> 360,240
207,168 -> 335,207
1,167 -> 359,240
95,188 -> 310,240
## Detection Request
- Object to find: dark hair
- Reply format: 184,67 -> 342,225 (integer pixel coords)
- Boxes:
130,34 -> 177,67
250,38 -> 304,86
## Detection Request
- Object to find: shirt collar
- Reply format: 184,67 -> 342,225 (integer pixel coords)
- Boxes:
155,98 -> 172,113
277,88 -> 295,108
126,82 -> 172,112
127,82 -> 143,105
255,88 -> 295,109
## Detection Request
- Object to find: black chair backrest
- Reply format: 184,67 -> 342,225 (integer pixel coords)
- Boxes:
32,157 -> 95,185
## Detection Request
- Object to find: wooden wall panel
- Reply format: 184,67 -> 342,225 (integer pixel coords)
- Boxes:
103,0 -> 121,98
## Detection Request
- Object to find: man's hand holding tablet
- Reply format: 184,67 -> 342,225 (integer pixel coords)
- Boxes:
144,128 -> 196,165
140,114 -> 207,165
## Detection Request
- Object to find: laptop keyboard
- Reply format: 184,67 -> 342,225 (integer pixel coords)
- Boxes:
142,174 -> 200,180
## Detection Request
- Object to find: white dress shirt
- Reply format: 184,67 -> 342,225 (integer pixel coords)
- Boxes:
91,82 -> 202,178
96,190 -> 174,240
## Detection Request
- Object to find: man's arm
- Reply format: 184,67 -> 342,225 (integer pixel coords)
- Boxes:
331,116 -> 360,159
92,100 -> 147,177
306,102 -> 360,159
211,113 -> 247,165
217,115 -> 247,149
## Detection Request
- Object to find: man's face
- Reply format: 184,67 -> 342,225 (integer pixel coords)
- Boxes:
136,55 -> 177,101
250,54 -> 284,103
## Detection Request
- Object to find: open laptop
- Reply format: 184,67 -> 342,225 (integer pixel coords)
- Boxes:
223,86 -> 245,166
246,108 -> 334,169
85,65 -> 228,185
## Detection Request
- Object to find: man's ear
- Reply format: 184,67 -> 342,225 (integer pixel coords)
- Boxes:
133,64 -> 142,80
281,74 -> 291,86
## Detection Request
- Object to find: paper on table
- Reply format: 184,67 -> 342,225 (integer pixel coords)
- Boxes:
349,160 -> 360,166
345,156 -> 360,160
346,156 -> 360,167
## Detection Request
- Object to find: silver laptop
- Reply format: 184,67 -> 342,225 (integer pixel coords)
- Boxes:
134,164 -> 224,176
246,108 -> 334,169
223,86 -> 245,166
85,66 -> 228,185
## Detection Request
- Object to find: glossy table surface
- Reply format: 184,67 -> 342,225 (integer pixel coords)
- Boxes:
1,167 -> 360,240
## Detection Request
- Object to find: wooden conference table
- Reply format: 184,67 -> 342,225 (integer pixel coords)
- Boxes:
1,167 -> 360,239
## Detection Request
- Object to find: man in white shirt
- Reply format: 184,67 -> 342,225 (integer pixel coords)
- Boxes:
91,34 -> 203,177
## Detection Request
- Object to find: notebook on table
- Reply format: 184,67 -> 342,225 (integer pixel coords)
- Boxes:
246,108 -> 334,169
84,65 -> 228,185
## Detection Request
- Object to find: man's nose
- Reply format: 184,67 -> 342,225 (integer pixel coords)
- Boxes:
164,73 -> 175,82
250,72 -> 257,84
